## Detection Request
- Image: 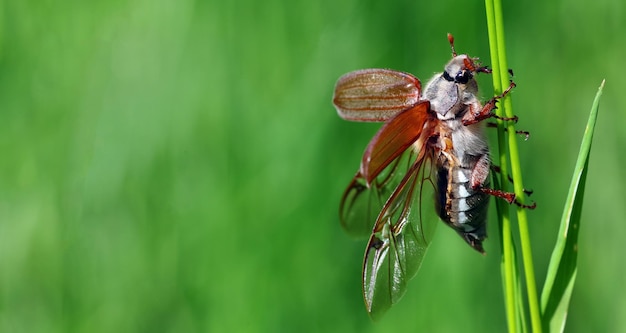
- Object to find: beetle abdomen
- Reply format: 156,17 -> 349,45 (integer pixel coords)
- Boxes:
435,162 -> 490,252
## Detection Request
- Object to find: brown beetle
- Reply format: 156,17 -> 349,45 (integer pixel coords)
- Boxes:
333,34 -> 529,318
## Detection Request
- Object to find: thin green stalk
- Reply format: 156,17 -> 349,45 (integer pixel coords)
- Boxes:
493,173 -> 517,333
492,6 -> 542,333
484,1 -> 517,332
485,0 -> 542,332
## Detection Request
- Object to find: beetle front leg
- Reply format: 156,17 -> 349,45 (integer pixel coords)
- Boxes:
462,81 -> 517,126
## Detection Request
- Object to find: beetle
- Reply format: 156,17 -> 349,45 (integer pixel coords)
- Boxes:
332,34 -> 532,318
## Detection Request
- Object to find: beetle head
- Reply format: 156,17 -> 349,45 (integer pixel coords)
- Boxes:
441,55 -> 487,86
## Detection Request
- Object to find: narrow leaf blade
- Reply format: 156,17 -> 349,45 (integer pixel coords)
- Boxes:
540,80 -> 604,332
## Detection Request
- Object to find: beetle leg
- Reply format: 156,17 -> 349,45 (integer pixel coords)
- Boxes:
469,154 -> 491,189
480,187 -> 537,209
462,81 -> 517,126
491,165 -> 534,196
467,154 -> 514,202
470,155 -> 537,209
486,122 -> 530,140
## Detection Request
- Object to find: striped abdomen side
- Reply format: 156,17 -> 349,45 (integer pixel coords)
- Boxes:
434,159 -> 490,251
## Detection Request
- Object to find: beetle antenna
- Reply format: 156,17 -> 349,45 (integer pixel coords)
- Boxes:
447,33 -> 457,57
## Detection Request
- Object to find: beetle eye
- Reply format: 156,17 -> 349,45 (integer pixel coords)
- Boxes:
455,70 -> 472,84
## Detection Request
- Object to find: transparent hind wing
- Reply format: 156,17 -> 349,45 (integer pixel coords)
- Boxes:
362,156 -> 438,320
337,100 -> 439,318
340,151 -> 416,237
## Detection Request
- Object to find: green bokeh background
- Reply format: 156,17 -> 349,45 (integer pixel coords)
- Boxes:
1,0 -> 624,332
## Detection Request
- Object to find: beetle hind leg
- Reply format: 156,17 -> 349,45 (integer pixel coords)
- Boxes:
491,165 -> 534,196
479,187 -> 537,209
469,156 -> 536,209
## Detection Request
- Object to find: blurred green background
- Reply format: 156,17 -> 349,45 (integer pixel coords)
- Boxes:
0,0 -> 624,332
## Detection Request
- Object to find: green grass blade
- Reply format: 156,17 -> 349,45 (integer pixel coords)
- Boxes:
484,2 -> 518,331
540,80 -> 605,332
493,175 -> 526,333
485,0 -> 540,330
